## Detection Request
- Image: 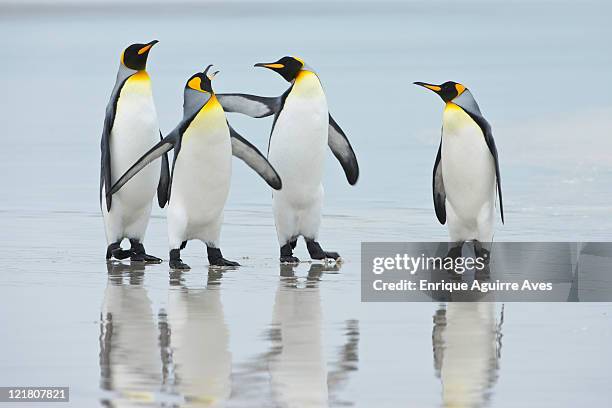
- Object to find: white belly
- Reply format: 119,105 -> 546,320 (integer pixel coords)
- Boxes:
109,76 -> 161,210
269,71 -> 328,208
169,104 -> 232,237
441,104 -> 496,223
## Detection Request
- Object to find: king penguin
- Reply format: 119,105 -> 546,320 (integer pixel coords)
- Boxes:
100,40 -> 169,263
108,66 -> 282,270
414,81 -> 504,246
216,56 -> 359,263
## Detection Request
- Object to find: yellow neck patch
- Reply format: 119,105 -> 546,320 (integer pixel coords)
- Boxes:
183,95 -> 224,140
202,94 -> 220,111
445,102 -> 461,110
296,69 -> 317,81
193,95 -> 222,122
443,102 -> 478,135
129,70 -> 150,81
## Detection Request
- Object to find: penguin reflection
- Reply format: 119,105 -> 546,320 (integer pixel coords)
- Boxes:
327,319 -> 359,407
432,303 -> 503,408
269,263 -> 340,408
167,269 -> 231,407
100,263 -> 161,407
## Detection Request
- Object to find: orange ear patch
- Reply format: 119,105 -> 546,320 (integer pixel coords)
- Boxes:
188,76 -> 203,92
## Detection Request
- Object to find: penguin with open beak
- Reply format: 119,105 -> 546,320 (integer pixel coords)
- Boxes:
108,66 -> 282,270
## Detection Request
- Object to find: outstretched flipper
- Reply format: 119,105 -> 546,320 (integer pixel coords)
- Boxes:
108,132 -> 177,196
216,93 -> 280,118
328,114 -> 359,185
229,124 -> 282,190
218,95 -> 360,186
432,138 -> 446,224
157,130 -> 171,208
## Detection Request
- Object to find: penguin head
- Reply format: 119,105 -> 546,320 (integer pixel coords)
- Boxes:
182,65 -> 219,116
254,56 -> 304,82
185,65 -> 219,94
120,40 -> 158,71
414,81 -> 467,103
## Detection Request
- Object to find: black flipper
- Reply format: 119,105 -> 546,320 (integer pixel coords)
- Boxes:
328,114 -> 359,185
100,131 -> 112,211
218,94 -> 361,188
162,105 -> 203,202
432,137 -> 446,225
157,130 -> 171,208
464,112 -> 504,224
229,124 -> 282,190
216,93 -> 281,118
108,133 -> 177,197
100,77 -> 130,211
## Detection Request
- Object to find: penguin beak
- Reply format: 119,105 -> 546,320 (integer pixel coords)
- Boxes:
254,62 -> 284,70
414,82 -> 442,93
138,40 -> 159,55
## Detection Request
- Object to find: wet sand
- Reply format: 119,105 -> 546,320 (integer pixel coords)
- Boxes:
0,208 -> 610,407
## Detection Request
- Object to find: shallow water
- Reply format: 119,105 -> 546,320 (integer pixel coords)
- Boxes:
1,1 -> 612,407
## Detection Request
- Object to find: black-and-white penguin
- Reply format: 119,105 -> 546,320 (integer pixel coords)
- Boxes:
100,40 -> 169,263
108,66 -> 282,270
216,56 -> 359,263
414,81 -> 504,244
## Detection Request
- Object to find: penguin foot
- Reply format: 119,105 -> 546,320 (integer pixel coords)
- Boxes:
207,247 -> 240,267
106,241 -> 122,260
111,248 -> 132,260
169,248 -> 190,270
474,243 -> 491,264
280,242 -> 300,264
323,251 -> 341,260
210,257 -> 241,267
169,259 -> 191,270
306,240 -> 340,261
131,253 -> 163,264
280,256 -> 300,264
128,239 -> 162,263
